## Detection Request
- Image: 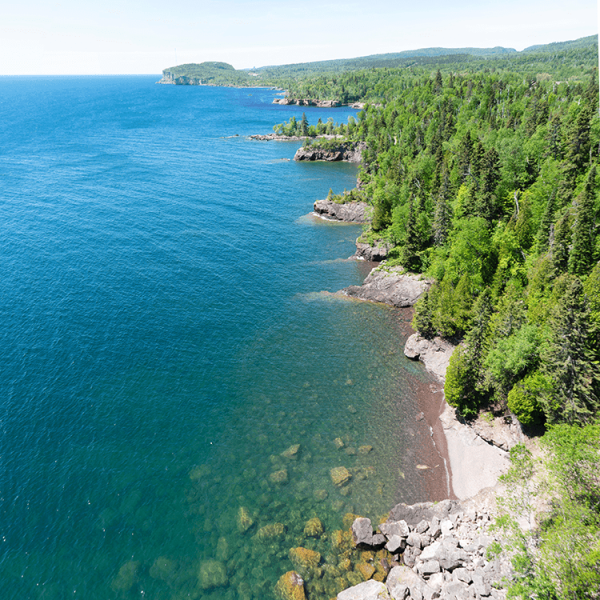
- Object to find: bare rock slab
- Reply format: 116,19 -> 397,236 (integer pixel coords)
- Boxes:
337,579 -> 391,600
314,199 -> 370,223
342,266 -> 430,307
404,333 -> 456,383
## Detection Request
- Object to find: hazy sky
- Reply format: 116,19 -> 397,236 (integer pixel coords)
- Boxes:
1,0 -> 597,75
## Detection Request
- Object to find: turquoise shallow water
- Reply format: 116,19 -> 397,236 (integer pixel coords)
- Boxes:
0,77 -> 439,599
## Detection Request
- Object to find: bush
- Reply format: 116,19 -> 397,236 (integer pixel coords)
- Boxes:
507,371 -> 548,426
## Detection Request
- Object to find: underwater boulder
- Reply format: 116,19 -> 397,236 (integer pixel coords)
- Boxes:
111,560 -> 140,592
281,444 -> 301,459
149,556 -> 176,581
303,517 -> 324,538
330,467 -> 352,487
289,547 -> 321,577
269,469 -> 289,484
198,559 -> 228,589
237,506 -> 254,533
274,570 -> 306,600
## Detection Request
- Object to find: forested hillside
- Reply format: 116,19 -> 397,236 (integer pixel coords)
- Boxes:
302,41 -> 600,599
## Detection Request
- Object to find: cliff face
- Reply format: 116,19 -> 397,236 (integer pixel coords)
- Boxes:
313,199 -> 370,223
294,142 -> 366,163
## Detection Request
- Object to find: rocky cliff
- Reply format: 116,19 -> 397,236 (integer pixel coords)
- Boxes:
294,142 -> 366,163
313,200 -> 370,223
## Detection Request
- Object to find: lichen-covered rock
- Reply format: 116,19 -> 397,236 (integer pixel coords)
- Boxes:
337,579 -> 391,600
275,571 -> 306,600
198,560 -> 227,589
355,561 -> 376,581
289,547 -> 321,576
237,506 -> 254,533
330,466 -> 352,487
270,469 -> 289,484
149,556 -> 176,581
256,522 -> 286,541
303,517 -> 324,537
111,561 -> 140,591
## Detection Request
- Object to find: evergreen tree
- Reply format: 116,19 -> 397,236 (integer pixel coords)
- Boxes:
400,196 -> 421,271
551,212 -> 572,276
476,147 -> 501,223
432,171 -> 452,246
541,277 -> 600,424
535,189 -> 557,254
413,290 -> 436,338
445,288 -> 492,417
300,112 -> 309,136
568,166 -> 597,276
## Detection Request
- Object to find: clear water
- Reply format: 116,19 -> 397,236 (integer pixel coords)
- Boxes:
0,76 -> 438,600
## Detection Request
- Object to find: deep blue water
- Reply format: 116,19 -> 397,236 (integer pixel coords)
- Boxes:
0,76 -> 439,600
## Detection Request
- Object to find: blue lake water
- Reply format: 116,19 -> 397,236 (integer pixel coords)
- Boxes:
0,76 -> 440,599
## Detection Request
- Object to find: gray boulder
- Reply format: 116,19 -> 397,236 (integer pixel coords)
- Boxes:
387,566 -> 434,600
337,579 -> 391,600
351,517 -> 374,546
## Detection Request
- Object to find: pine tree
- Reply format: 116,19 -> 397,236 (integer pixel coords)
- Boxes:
433,171 -> 452,246
535,189 -> 557,254
476,147 -> 501,223
401,196 -> 421,271
300,112 -> 309,136
541,277 -> 600,424
413,290 -> 436,338
435,70 -> 443,94
568,166 -> 597,276
551,212 -> 572,276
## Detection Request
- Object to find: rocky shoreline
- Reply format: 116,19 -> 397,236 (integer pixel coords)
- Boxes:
295,142 -> 365,163
313,200 -> 370,223
272,98 -> 365,109
303,257 -> 521,600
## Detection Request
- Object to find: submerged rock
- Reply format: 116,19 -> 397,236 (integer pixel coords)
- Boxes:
111,560 -> 140,592
270,469 -> 289,484
304,517 -> 324,537
282,444 -> 301,459
149,556 -> 176,581
275,571 -> 307,600
330,466 -> 352,487
237,506 -> 254,533
198,560 -> 228,590
289,547 -> 321,577
256,522 -> 286,541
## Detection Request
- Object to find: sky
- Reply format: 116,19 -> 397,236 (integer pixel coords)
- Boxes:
0,0 -> 597,75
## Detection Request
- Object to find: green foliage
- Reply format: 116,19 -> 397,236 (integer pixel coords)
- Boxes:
541,277 -> 600,424
506,371 -> 548,426
494,428 -> 600,599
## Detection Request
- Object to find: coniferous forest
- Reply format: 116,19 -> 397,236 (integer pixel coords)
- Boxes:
269,38 -> 600,598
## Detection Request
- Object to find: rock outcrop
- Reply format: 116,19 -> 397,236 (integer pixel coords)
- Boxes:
313,200 -> 370,223
294,142 -> 365,163
341,266 -> 430,307
339,503 -> 511,600
404,334 -> 456,383
273,98 -> 342,107
354,241 -> 392,261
